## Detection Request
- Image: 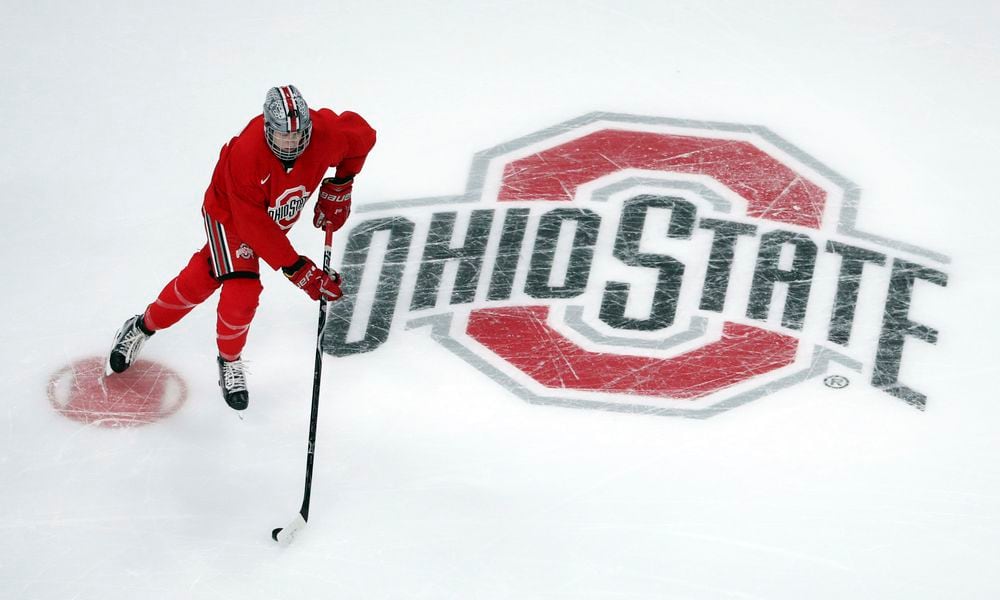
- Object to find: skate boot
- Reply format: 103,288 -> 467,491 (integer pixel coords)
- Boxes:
107,314 -> 154,375
217,356 -> 249,411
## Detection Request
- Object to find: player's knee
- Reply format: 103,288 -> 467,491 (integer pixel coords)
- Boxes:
219,277 -> 263,321
170,251 -> 222,302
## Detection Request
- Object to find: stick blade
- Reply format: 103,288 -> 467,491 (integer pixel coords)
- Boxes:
272,513 -> 307,545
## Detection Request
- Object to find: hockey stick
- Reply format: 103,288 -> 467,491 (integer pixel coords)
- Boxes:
272,223 -> 335,545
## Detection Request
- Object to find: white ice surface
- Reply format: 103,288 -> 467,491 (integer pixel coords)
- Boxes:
2,1 -> 1000,599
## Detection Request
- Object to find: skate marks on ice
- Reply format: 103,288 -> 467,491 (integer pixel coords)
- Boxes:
47,357 -> 187,427
324,113 -> 950,417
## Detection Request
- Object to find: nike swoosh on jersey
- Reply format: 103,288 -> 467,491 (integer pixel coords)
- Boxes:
260,174 -> 271,185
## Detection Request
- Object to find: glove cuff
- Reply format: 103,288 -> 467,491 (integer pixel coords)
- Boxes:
282,256 -> 308,277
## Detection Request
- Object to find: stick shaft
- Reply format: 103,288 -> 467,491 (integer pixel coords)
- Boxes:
299,224 -> 335,521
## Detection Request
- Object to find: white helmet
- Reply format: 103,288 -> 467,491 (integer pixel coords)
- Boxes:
263,85 -> 312,161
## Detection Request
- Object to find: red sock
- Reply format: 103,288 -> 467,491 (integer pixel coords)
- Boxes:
216,278 -> 263,361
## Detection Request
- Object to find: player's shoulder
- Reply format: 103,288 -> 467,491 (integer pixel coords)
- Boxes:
311,108 -> 375,137
226,115 -> 271,168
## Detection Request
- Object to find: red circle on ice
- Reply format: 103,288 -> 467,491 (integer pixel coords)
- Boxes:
47,357 -> 188,427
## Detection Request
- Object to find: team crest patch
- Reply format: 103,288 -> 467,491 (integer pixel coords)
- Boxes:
323,113 -> 950,417
236,243 -> 254,259
268,186 -> 309,230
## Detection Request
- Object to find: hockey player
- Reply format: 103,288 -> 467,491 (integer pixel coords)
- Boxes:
106,85 -> 376,411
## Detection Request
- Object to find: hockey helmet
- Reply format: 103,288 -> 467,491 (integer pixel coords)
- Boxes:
263,85 -> 312,161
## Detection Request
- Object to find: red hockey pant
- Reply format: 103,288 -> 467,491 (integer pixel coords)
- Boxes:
142,246 -> 263,361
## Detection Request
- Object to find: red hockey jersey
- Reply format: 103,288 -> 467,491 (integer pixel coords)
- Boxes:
203,108 -> 376,270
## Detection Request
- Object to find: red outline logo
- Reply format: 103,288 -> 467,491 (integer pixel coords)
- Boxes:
48,357 -> 187,427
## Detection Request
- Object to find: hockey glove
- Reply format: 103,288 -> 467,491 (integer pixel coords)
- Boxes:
313,176 -> 353,231
282,256 -> 343,302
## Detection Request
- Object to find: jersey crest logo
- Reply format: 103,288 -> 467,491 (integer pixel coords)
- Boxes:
236,243 -> 255,260
323,113 -> 950,418
268,186 -> 309,230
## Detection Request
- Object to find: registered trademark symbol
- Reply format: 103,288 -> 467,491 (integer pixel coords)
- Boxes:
824,375 -> 850,389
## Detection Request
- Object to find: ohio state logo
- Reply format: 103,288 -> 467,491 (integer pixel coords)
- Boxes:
324,113 -> 950,417
268,185 -> 309,230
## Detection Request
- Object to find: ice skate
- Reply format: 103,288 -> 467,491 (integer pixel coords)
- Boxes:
217,356 -> 249,411
106,314 -> 153,376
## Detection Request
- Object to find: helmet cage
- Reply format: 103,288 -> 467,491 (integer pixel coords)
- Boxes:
265,125 -> 312,161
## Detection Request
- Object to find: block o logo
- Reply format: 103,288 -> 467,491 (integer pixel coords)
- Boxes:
327,113 -> 949,417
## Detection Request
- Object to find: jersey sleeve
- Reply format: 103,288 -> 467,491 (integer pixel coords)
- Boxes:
223,141 -> 300,271
330,110 -> 377,179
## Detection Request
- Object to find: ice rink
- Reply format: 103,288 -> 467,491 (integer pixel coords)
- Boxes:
3,1 -> 999,598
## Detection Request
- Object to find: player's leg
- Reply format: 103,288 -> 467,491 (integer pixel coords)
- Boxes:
108,246 -> 221,374
142,246 -> 223,331
215,277 -> 263,410
216,278 -> 263,362
204,209 -> 264,410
